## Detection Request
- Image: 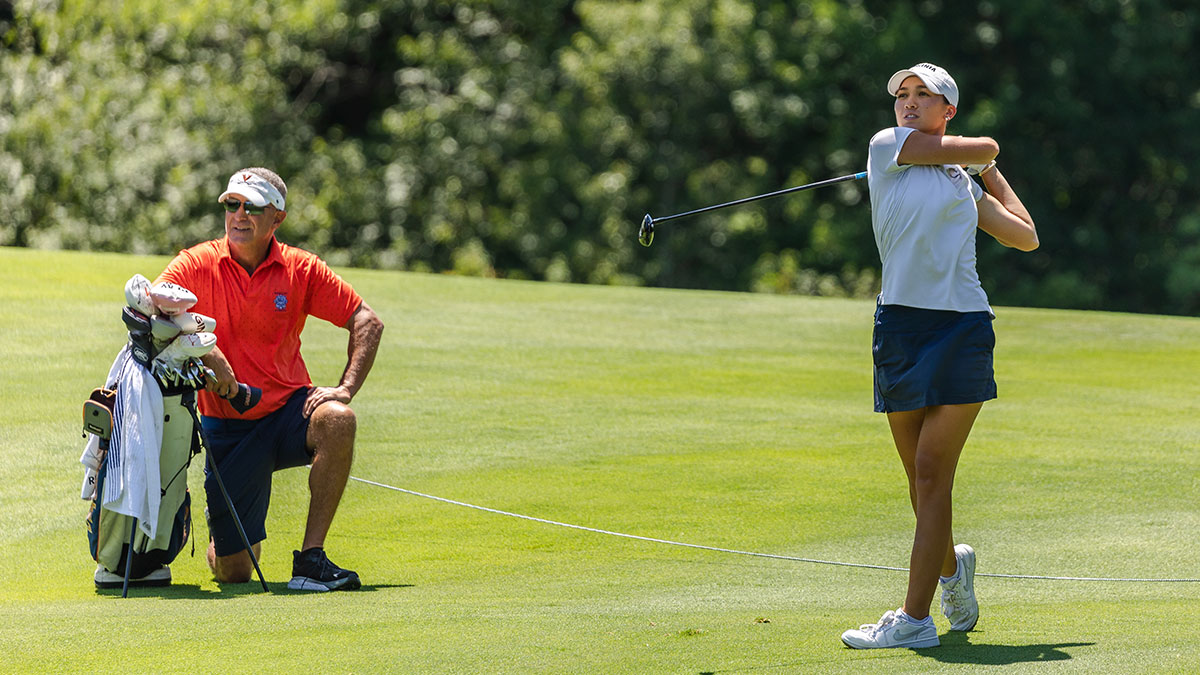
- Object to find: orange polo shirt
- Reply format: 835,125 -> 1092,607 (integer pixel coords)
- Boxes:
158,237 -> 362,420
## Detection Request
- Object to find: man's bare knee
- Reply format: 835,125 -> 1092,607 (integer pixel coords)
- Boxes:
314,402 -> 356,432
308,402 -> 356,454
210,544 -> 260,583
215,565 -> 252,584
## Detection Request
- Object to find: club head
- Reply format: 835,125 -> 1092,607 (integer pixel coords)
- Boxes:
638,214 -> 655,247
151,361 -> 175,388
151,364 -> 169,389
184,359 -> 206,391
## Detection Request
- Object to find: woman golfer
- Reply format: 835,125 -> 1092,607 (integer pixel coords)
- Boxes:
841,63 -> 1038,649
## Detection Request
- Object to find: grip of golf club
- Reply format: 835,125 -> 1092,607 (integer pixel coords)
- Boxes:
200,367 -> 261,412
228,383 -> 262,413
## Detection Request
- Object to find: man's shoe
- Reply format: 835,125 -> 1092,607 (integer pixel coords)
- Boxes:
94,564 -> 171,589
288,548 -> 361,592
841,609 -> 939,649
941,544 -> 979,631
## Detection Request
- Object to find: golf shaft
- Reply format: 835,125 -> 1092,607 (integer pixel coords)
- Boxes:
654,171 -> 866,224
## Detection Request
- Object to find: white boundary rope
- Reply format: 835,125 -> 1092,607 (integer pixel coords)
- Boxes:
349,475 -> 1200,583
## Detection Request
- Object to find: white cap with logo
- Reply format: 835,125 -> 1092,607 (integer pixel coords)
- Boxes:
887,63 -> 959,106
218,171 -> 286,211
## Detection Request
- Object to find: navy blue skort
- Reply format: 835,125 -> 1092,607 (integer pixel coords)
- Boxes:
872,304 -> 997,413
201,387 -> 313,556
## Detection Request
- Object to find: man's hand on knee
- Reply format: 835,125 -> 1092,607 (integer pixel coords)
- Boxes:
305,399 -> 357,459
303,386 -> 353,418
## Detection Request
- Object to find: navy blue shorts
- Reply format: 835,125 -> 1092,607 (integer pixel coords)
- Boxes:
201,388 -> 312,556
872,304 -> 997,413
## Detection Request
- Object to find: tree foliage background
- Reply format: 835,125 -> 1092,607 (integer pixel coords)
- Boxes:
2,0 -> 1197,315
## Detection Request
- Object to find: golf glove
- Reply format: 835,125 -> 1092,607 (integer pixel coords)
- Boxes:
965,160 -> 996,176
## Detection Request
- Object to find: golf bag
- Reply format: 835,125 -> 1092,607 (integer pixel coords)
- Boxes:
83,274 -> 269,594
83,386 -> 199,581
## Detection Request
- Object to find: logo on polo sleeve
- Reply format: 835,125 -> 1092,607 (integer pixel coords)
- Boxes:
945,165 -> 967,190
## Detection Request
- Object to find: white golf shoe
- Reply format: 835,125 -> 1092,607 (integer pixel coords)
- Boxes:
841,608 -> 939,649
94,563 -> 171,589
941,544 -> 979,631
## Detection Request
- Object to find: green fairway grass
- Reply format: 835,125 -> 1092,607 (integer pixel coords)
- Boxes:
2,246 -> 1197,673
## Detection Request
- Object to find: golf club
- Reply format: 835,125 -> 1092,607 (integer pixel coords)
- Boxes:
638,171 -> 867,247
175,391 -> 269,593
194,365 -> 263,414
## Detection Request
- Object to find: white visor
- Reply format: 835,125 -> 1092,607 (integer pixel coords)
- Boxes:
217,171 -> 286,211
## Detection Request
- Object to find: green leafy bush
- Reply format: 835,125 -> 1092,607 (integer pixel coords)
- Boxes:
2,0 -> 1197,314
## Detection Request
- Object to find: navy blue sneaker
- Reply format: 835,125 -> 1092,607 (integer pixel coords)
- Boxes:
288,548 -> 361,591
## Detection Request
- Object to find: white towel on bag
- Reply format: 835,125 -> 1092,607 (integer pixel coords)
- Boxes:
79,344 -> 165,539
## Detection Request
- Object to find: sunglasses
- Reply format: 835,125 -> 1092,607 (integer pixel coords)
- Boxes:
222,199 -> 267,215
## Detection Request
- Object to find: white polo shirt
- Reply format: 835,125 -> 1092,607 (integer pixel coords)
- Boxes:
867,126 -> 991,314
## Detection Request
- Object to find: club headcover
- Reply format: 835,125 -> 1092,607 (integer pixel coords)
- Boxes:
150,314 -> 183,347
149,282 -> 198,316
171,311 -> 217,334
154,332 -> 217,368
124,274 -> 156,316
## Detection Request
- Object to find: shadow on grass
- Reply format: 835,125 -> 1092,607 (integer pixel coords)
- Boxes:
916,631 -> 1094,665
95,582 -> 413,599
697,632 -> 1094,673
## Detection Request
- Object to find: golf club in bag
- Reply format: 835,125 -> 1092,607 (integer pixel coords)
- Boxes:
638,171 -> 867,247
